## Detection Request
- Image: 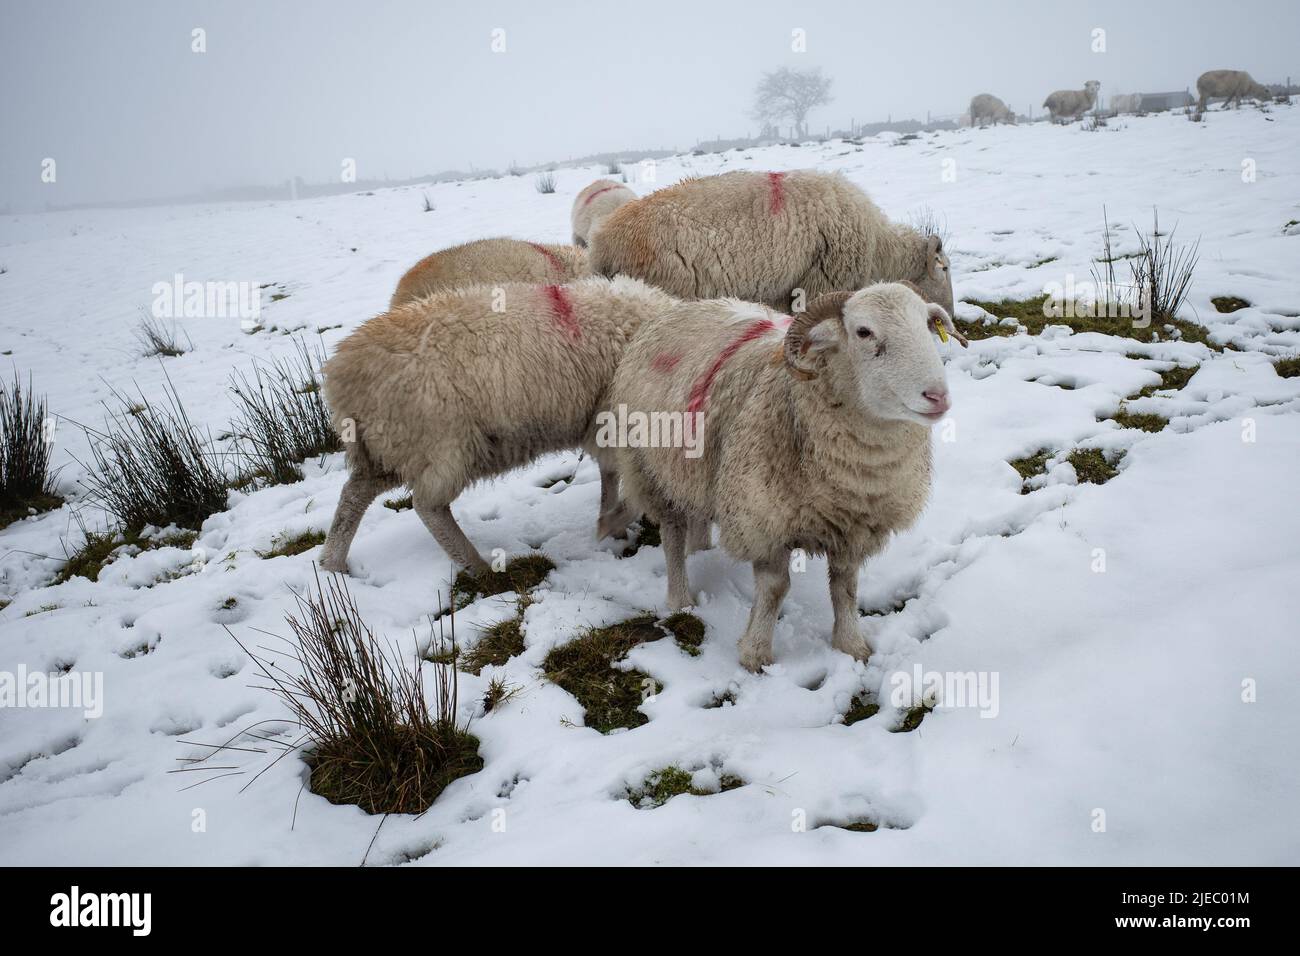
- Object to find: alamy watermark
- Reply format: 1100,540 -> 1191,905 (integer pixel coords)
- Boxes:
151,273 -> 262,329
0,666 -> 103,719
594,404 -> 705,459
889,663 -> 1000,719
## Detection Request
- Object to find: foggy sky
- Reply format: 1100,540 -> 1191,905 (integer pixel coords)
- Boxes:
2,0 -> 1296,209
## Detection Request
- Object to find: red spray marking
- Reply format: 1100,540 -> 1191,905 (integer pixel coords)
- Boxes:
527,242 -> 566,275
651,352 -> 682,373
581,184 -> 620,208
686,319 -> 776,415
543,284 -> 581,340
767,171 -> 786,215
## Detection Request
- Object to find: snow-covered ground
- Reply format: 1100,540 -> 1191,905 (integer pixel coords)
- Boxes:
2,107 -> 1298,865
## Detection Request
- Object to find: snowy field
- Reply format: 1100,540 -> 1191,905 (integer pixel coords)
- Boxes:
2,106 -> 1298,866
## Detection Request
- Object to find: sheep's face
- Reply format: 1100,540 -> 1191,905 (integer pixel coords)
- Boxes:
1085,80 -> 1101,96
807,285 -> 954,426
911,235 -> 955,321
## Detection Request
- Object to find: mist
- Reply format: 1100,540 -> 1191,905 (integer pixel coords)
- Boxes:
2,0 -> 1296,209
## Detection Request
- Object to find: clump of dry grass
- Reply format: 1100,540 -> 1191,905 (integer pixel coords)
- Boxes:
230,571 -> 482,815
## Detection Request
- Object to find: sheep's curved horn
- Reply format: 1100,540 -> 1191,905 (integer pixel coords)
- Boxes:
784,291 -> 852,379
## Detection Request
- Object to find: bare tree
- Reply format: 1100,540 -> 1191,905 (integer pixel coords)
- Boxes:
752,67 -> 834,139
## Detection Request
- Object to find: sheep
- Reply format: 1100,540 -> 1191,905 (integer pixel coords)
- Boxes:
318,275 -> 677,575
570,179 -> 636,247
587,170 -> 955,318
390,237 -> 587,308
1196,70 -> 1272,112
969,94 -> 1014,126
607,282 -> 966,671
1109,92 -> 1143,114
1043,81 -> 1100,122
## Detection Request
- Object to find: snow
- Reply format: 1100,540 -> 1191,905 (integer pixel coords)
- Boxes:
2,107 -> 1299,865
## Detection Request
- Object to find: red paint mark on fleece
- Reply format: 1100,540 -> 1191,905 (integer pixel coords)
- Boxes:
581,184 -> 620,208
543,284 -> 581,340
651,352 -> 682,373
528,242 -> 566,275
767,171 -> 786,215
686,319 -> 776,415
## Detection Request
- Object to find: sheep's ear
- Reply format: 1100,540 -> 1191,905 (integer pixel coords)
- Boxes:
927,303 -> 968,347
926,235 -> 945,277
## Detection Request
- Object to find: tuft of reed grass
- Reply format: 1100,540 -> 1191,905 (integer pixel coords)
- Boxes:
535,171 -> 557,194
76,375 -> 233,532
133,310 -> 192,357
230,572 -> 482,815
0,371 -> 62,528
229,338 -> 340,487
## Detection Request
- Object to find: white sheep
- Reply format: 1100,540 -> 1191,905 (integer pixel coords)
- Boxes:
1196,70 -> 1272,112
588,170 -> 955,317
570,179 -> 636,248
1043,81 -> 1100,122
390,237 -> 587,308
319,276 -> 676,575
969,94 -> 1014,126
608,283 -> 965,670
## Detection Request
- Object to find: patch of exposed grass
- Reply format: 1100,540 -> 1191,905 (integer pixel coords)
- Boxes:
0,492 -> 63,532
895,703 -> 932,733
54,526 -> 198,585
450,553 -> 555,609
966,295 -> 1217,347
1110,409 -> 1167,432
1009,448 -> 1052,492
1211,295 -> 1250,313
661,611 -> 705,656
827,820 -> 881,832
1136,363 -> 1199,397
462,614 -> 525,675
383,493 -> 413,511
1068,448 -> 1121,485
1275,357 -> 1300,379
843,693 -> 880,726
256,529 -> 326,559
626,765 -> 743,809
543,613 -> 664,733
26,603 -> 60,617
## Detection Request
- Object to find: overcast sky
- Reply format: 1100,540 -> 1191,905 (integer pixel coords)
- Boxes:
2,0 -> 1296,209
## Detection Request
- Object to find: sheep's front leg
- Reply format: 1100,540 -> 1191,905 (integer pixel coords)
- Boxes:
685,518 -> 711,553
737,550 -> 790,672
659,511 -> 695,611
828,552 -> 872,662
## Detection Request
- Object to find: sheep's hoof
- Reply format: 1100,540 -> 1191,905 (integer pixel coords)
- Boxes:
738,640 -> 774,673
667,590 -> 697,613
833,633 -> 874,663
596,504 -> 635,541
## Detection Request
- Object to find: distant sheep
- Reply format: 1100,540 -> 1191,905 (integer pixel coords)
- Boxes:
390,237 -> 587,308
609,283 -> 965,670
1196,70 -> 1272,112
588,170 -> 955,317
570,179 -> 636,247
319,276 -> 676,575
1109,93 -> 1143,114
969,94 -> 1014,126
1044,80 -> 1101,122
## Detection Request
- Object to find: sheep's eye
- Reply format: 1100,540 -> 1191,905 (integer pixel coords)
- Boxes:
856,326 -> 871,339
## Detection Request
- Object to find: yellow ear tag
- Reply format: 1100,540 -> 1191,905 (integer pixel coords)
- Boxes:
936,325 -> 950,344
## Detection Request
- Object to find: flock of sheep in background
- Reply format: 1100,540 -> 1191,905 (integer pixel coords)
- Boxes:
969,68 -> 1276,125
319,170 -> 964,670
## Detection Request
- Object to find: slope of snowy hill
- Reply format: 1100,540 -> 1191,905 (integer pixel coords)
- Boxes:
1,106 -> 1298,865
